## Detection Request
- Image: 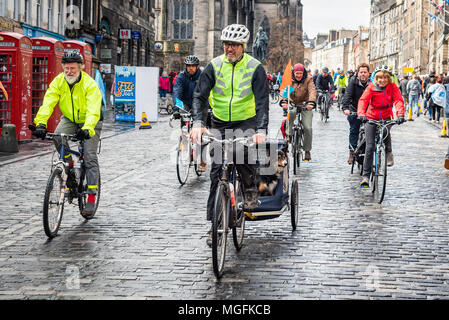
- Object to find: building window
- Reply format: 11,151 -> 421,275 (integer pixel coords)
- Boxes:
14,0 -> 20,20
48,0 -> 54,31
24,0 -> 31,23
36,0 -> 42,27
173,0 -> 193,40
58,0 -> 64,34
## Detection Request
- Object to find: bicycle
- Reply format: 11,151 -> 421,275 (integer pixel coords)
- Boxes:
203,135 -> 251,278
317,90 -> 332,123
31,131 -> 101,238
366,119 -> 399,204
336,87 -> 346,111
270,83 -> 280,104
350,112 -> 365,176
288,102 -> 309,175
169,108 -> 204,185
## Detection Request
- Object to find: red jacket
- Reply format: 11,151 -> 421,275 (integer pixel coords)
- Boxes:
159,76 -> 170,91
358,82 -> 405,120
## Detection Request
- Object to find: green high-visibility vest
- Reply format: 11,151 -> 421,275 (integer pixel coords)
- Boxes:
210,53 -> 260,122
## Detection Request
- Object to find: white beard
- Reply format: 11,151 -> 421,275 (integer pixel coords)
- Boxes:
65,73 -> 80,85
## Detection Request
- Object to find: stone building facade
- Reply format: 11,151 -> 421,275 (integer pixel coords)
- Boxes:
154,0 -> 304,73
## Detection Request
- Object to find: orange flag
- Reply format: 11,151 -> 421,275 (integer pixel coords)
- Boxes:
279,59 -> 292,94
0,81 -> 8,101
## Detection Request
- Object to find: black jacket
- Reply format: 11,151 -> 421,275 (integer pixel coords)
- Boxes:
315,74 -> 336,92
172,68 -> 202,110
192,56 -> 269,133
342,76 -> 370,113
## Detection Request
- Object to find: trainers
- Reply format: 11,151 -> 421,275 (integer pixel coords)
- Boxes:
445,158 -> 449,170
304,151 -> 311,161
198,161 -> 207,173
348,151 -> 355,165
361,176 -> 370,188
243,188 -> 259,211
82,195 -> 96,218
387,152 -> 394,167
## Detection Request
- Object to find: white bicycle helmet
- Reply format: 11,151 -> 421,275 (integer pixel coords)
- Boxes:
374,65 -> 391,75
220,24 -> 250,44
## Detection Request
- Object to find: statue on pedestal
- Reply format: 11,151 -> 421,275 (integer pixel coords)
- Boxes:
252,27 -> 269,62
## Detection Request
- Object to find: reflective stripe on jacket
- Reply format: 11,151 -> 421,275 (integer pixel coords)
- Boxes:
210,53 -> 260,122
34,71 -> 102,137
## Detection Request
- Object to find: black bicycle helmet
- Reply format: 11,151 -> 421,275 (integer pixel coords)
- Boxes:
184,55 -> 199,65
62,51 -> 84,64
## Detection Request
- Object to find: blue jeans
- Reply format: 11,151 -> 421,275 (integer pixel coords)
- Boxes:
347,114 -> 361,151
408,94 -> 419,114
160,89 -> 167,98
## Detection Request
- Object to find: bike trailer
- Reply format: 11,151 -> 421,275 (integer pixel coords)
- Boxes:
245,139 -> 290,221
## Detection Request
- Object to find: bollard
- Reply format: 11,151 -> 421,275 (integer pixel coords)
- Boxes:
0,124 -> 19,153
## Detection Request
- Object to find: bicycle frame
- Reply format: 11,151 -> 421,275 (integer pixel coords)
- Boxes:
369,119 -> 396,174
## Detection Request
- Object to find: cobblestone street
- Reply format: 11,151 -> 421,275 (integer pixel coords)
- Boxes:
1,103 -> 449,300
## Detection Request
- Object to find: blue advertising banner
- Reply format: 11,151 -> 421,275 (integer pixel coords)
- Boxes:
114,66 -> 136,122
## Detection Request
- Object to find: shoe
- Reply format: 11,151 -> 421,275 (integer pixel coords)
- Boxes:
387,152 -> 394,167
348,151 -> 355,165
82,195 -> 96,218
361,176 -> 370,188
206,228 -> 212,248
243,188 -> 259,211
304,151 -> 311,161
198,161 -> 207,173
445,158 -> 449,170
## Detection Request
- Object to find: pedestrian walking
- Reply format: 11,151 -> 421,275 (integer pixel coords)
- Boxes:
159,71 -> 170,98
427,76 -> 446,123
407,75 -> 421,117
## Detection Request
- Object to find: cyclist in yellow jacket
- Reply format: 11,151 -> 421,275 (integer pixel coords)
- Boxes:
32,52 -> 102,218
190,24 -> 269,246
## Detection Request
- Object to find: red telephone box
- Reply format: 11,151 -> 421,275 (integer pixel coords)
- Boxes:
62,40 -> 92,76
0,32 -> 32,141
31,37 -> 64,133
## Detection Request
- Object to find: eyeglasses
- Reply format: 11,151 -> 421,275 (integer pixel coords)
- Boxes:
223,42 -> 241,48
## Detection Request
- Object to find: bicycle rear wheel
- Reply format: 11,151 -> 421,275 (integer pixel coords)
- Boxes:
290,179 -> 299,231
78,172 -> 101,220
176,135 -> 191,185
232,178 -> 245,251
212,182 -> 229,278
43,168 -> 65,238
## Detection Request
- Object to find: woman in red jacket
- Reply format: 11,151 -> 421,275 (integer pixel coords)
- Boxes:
159,71 -> 171,98
358,65 -> 405,188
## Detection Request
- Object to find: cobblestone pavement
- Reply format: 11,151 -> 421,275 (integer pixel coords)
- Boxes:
0,101 -> 449,300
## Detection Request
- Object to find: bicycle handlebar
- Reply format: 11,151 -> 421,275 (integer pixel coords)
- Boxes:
367,119 -> 399,126
202,134 -> 254,147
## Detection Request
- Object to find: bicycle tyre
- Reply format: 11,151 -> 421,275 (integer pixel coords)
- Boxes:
377,146 -> 388,204
291,179 -> 299,231
212,182 -> 229,278
232,178 -> 245,251
176,136 -> 191,185
78,172 -> 101,220
273,93 -> 280,104
293,129 -> 300,175
43,167 -> 65,238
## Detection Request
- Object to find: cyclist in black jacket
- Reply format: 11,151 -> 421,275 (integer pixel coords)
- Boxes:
342,63 -> 370,164
315,67 -> 336,119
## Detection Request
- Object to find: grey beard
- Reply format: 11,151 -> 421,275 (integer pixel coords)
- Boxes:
65,73 -> 80,85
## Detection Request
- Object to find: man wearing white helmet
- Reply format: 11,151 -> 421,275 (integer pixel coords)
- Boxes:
190,24 -> 269,246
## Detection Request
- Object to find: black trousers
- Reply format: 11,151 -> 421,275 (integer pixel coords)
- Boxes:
362,122 -> 392,178
206,116 -> 257,221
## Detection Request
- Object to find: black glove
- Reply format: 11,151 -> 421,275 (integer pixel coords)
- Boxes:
32,124 -> 47,140
358,116 -> 368,123
75,129 -> 90,140
397,116 -> 405,125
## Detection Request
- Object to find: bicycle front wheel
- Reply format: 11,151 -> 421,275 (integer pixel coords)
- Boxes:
43,168 -> 65,238
273,93 -> 280,104
176,136 -> 191,185
212,182 -> 229,278
376,146 -> 388,203
292,129 -> 300,175
232,178 -> 245,251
